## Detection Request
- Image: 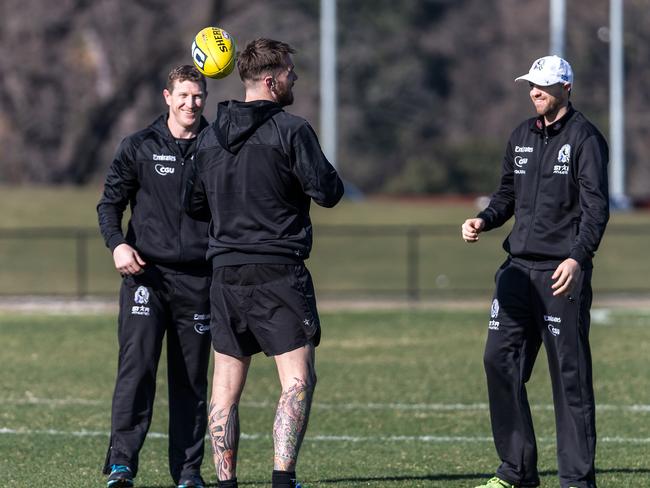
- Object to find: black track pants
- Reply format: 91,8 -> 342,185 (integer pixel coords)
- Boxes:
103,265 -> 211,483
483,258 -> 596,488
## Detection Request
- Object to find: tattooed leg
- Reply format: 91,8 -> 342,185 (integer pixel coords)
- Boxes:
273,345 -> 317,471
209,351 -> 250,481
208,402 -> 240,481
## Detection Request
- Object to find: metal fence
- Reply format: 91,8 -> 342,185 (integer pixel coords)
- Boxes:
1,224 -> 649,299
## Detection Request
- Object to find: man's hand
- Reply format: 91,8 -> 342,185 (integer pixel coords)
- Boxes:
461,218 -> 486,243
113,243 -> 146,275
551,258 -> 580,296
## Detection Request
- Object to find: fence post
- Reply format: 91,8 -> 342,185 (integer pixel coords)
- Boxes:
76,230 -> 88,298
407,227 -> 420,301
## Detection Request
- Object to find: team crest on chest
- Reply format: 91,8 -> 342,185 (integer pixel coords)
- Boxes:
553,144 -> 571,175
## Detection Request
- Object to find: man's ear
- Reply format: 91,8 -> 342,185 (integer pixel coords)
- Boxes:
265,75 -> 275,91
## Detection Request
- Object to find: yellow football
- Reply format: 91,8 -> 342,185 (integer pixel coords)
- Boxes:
191,26 -> 236,79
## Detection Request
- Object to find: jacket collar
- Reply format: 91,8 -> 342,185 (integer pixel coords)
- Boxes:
530,103 -> 575,136
151,113 -> 209,140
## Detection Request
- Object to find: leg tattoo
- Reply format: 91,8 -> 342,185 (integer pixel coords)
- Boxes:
273,374 -> 316,471
208,401 -> 240,481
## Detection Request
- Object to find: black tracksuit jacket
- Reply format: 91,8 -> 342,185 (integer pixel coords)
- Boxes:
98,114 -> 210,265
186,100 -> 344,266
478,105 -> 609,267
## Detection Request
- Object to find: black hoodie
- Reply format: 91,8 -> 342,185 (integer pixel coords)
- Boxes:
98,114 -> 210,265
478,105 -> 609,268
186,100 -> 344,266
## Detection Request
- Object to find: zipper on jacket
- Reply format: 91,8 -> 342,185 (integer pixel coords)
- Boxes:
177,141 -> 186,263
522,132 -> 549,252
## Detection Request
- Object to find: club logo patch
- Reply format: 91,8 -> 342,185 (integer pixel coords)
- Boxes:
557,144 -> 571,163
131,286 -> 151,316
489,299 -> 500,330
553,144 -> 571,175
134,286 -> 149,304
490,299 -> 499,318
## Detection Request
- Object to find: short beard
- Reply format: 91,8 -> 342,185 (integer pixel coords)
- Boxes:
276,89 -> 294,107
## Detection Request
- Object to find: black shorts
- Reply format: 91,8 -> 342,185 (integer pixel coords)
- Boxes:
209,263 -> 321,357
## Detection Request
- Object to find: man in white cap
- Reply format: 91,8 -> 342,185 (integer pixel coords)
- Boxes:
461,55 -> 609,488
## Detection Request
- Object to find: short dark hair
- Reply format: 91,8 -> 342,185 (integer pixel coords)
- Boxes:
237,38 -> 296,82
166,65 -> 206,92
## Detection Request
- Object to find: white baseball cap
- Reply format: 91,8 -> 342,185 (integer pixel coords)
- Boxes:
515,55 -> 573,86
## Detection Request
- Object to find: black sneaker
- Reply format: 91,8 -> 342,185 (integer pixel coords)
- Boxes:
177,474 -> 206,488
107,464 -> 134,487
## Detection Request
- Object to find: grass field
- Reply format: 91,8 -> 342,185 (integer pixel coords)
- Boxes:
1,309 -> 649,487
2,186 -> 650,298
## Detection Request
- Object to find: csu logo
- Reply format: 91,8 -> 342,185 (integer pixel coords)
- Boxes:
155,164 -> 175,176
194,323 -> 210,334
514,156 -> 528,168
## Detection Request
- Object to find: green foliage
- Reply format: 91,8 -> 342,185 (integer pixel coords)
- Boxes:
383,140 -> 503,194
4,1 -> 650,196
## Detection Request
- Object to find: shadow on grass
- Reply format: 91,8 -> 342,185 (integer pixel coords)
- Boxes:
308,473 -> 492,484
309,467 -> 650,485
136,468 -> 650,487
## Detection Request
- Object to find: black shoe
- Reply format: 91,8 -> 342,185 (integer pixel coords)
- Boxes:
107,464 -> 134,488
177,474 -> 206,488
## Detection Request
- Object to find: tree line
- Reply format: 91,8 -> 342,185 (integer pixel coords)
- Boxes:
1,0 -> 648,199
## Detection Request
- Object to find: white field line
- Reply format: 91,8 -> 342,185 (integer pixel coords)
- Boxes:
2,397 -> 650,413
1,427 -> 649,444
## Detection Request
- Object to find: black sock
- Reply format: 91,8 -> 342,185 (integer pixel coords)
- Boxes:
217,478 -> 238,488
272,470 -> 297,488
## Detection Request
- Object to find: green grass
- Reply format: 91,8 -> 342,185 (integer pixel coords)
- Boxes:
1,309 -> 649,486
2,186 -> 650,298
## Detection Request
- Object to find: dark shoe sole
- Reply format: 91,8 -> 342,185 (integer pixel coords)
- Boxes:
107,479 -> 134,488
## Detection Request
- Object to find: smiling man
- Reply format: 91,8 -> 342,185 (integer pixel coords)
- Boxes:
98,65 -> 212,488
461,56 -> 609,488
